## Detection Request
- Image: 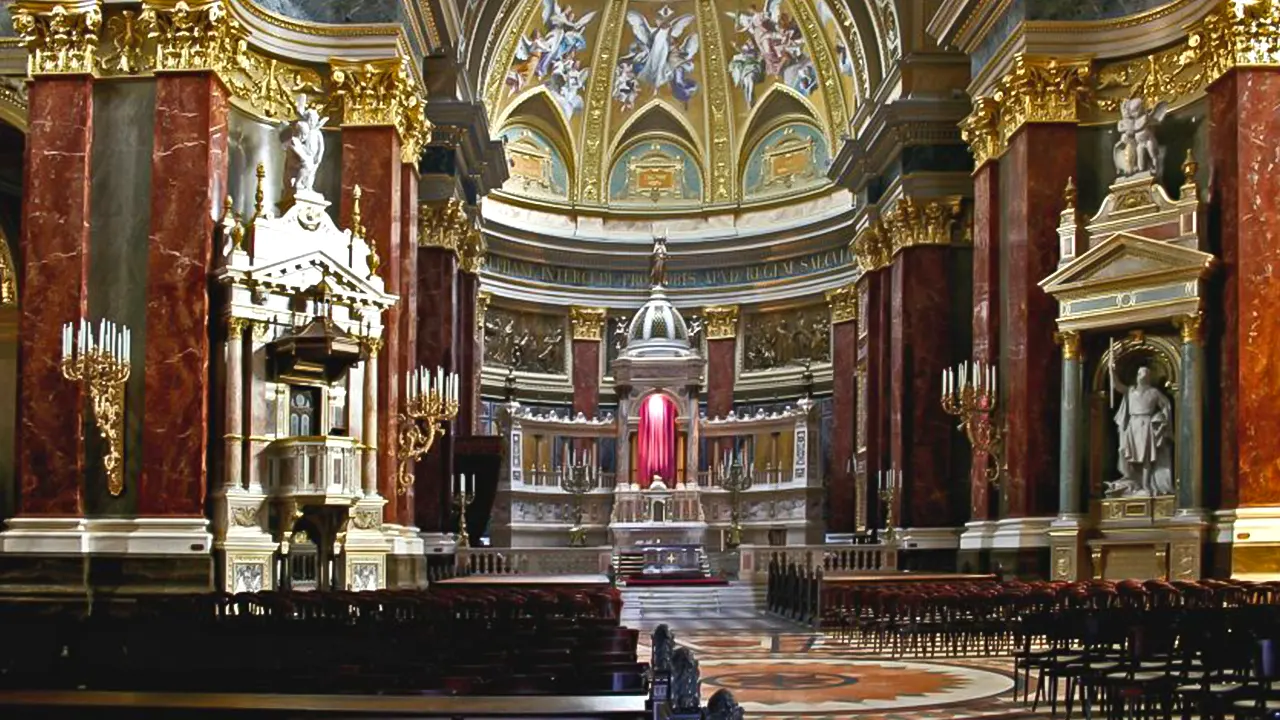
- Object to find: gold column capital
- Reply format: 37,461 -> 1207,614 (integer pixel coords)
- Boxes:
226,315 -> 251,336
459,225 -> 486,275
330,56 -> 432,162
851,222 -> 891,273
569,306 -> 607,341
418,197 -> 469,255
883,195 -> 964,255
994,55 -> 1092,143
1177,312 -> 1205,345
138,0 -> 240,73
825,285 -> 858,325
1055,330 -> 1082,360
11,1 -> 103,75
960,96 -> 1002,169
702,305 -> 740,340
1199,0 -> 1280,77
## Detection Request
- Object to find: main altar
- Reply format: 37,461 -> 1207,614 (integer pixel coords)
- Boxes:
489,240 -> 826,571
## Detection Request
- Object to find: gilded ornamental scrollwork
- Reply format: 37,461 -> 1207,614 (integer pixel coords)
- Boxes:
959,97 -> 1001,169
569,307 -> 607,342
702,306 -> 739,340
98,9 -> 147,74
11,2 -> 103,75
459,226 -> 487,275
851,223 -> 891,273
993,56 -> 1093,145
140,0 -> 237,73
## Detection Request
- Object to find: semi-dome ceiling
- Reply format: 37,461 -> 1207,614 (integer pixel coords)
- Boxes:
478,0 -> 883,214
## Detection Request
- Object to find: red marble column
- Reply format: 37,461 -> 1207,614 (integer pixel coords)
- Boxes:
395,164 -> 418,526
341,128 -> 402,524
1002,125 -> 1072,519
858,272 -> 887,530
572,339 -> 601,418
706,338 -> 735,419
830,316 -> 857,533
16,77 -> 94,516
889,247 -> 958,528
138,73 -> 228,516
1211,68 -> 1280,509
457,272 -> 478,436
970,161 -> 1000,521
416,244 -> 457,532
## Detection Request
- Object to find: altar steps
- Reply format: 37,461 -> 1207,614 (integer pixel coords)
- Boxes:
611,548 -> 712,583
619,583 -> 793,632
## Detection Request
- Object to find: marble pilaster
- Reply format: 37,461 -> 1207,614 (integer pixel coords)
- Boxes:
858,272 -> 888,532
1056,332 -> 1084,516
223,319 -> 245,490
828,289 -> 857,534
396,164 -> 418,527
971,161 -> 1000,522
457,272 -> 479,435
139,74 -> 227,516
17,77 -> 94,517
340,127 -> 403,524
1177,315 -> 1205,513
570,307 -> 605,420
1002,124 -> 1073,519
704,305 -> 738,420
415,243 -> 457,533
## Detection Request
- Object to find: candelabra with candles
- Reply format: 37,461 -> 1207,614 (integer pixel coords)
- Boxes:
396,366 -> 460,495
877,468 -> 901,544
453,473 -> 475,548
60,319 -> 132,496
559,451 -> 598,547
941,360 -> 1004,484
718,451 -> 755,548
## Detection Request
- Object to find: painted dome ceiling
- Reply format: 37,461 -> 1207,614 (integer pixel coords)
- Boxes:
478,0 -> 891,214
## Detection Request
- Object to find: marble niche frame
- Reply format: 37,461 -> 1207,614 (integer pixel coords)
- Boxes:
1040,165 -> 1215,583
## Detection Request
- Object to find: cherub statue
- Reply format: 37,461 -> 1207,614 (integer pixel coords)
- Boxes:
286,96 -> 328,196
1114,97 -> 1168,178
670,646 -> 701,712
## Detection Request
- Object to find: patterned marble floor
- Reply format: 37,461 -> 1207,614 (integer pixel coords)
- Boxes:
622,584 -> 1045,719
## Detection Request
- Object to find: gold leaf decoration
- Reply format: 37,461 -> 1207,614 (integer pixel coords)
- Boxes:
11,3 -> 103,75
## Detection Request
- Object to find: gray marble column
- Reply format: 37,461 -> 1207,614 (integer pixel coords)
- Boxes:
224,318 -> 245,490
362,349 -> 378,496
1058,332 -> 1085,515
1177,315 -> 1205,512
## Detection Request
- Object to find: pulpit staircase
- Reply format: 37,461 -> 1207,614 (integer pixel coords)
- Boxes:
612,547 -> 712,583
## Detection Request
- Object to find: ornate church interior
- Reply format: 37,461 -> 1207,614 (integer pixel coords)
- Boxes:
1,0 -> 1279,718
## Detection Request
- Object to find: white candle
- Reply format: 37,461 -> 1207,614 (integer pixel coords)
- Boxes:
124,327 -> 130,362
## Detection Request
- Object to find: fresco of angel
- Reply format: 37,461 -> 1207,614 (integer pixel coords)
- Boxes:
612,5 -> 700,108
503,0 -> 597,116
816,0 -> 856,78
726,0 -> 818,102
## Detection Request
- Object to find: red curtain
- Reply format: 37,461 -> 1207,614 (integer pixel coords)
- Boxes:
637,394 -> 676,488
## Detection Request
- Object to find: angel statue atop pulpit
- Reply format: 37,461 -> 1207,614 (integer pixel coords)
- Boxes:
286,96 -> 328,196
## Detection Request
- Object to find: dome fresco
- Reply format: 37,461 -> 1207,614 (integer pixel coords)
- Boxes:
483,0 -> 873,213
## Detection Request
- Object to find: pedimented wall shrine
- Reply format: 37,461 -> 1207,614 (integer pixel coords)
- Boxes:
1,1 -> 1280,716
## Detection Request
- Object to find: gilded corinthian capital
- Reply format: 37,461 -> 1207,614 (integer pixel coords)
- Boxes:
702,306 -> 739,340
419,197 -> 470,254
994,55 -> 1092,143
11,1 -> 103,75
139,0 -> 241,72
459,226 -> 486,275
851,222 -> 891,273
960,96 -> 1002,168
825,285 -> 858,326
882,196 -> 963,254
330,58 -> 432,164
569,307 -> 607,341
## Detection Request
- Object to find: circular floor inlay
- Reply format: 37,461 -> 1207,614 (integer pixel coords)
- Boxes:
698,658 -> 1013,714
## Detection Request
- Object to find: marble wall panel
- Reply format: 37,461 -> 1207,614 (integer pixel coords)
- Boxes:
18,78 -> 94,516
139,74 -> 227,517
458,272 -> 479,435
88,79 -> 154,517
706,338 -> 735,419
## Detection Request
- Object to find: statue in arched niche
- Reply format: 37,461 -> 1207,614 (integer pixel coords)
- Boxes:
1107,364 -> 1174,497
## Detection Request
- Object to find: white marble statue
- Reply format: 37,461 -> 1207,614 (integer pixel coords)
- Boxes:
286,97 -> 327,196
1107,365 -> 1174,498
1113,97 -> 1168,178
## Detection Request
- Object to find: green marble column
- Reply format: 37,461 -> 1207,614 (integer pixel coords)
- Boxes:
1177,315 -> 1205,512
1058,332 -> 1085,516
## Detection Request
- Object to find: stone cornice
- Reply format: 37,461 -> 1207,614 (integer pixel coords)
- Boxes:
423,96 -> 508,197
829,97 -> 971,195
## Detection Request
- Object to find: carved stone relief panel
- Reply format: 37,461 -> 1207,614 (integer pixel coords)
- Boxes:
483,306 -> 567,375
742,305 -> 831,371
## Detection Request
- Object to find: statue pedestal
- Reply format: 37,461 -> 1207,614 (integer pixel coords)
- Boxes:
1048,514 -> 1089,581
1086,495 -> 1206,580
